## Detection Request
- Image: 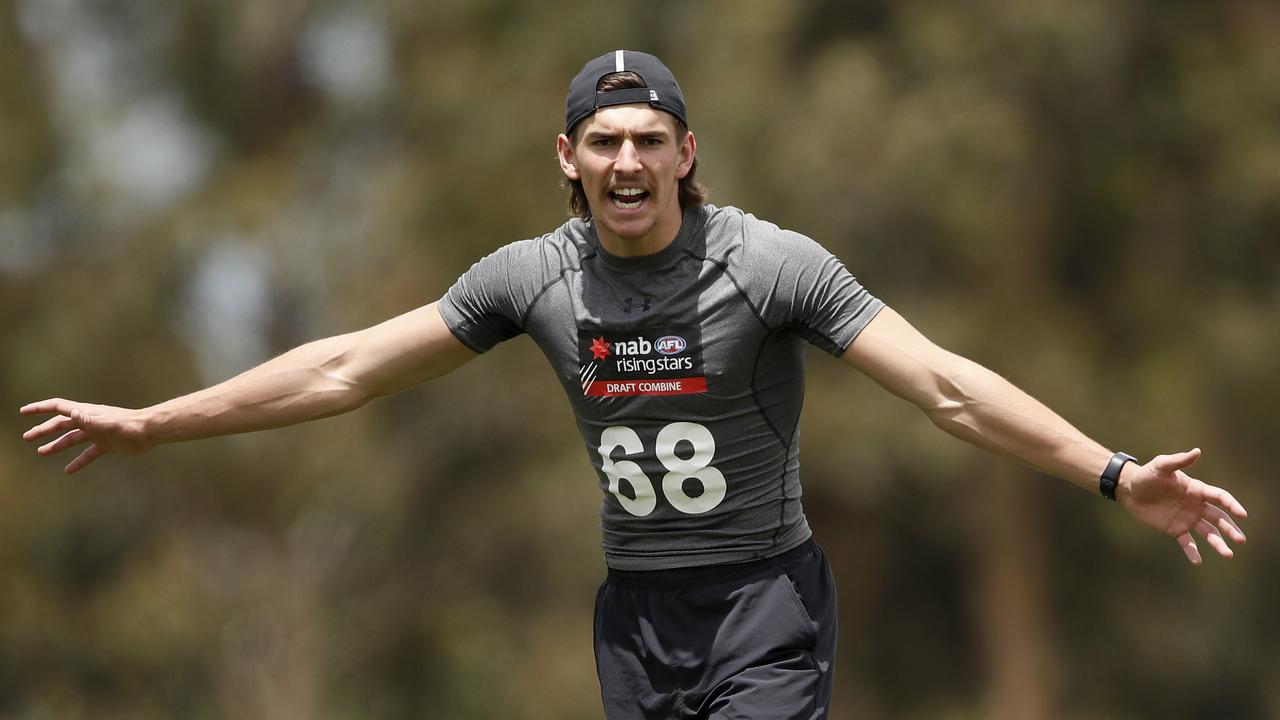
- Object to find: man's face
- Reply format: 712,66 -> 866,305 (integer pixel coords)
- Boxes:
557,105 -> 696,252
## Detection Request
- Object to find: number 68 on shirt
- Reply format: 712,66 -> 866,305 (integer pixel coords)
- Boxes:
597,422 -> 727,516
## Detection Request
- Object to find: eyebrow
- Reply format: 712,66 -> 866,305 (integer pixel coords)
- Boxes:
582,128 -> 672,142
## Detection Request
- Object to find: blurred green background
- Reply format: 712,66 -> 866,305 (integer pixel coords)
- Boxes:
1,1 -> 1276,718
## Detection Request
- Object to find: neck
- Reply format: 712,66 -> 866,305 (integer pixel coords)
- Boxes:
594,202 -> 684,258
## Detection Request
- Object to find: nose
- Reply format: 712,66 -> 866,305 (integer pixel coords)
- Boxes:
615,138 -> 642,174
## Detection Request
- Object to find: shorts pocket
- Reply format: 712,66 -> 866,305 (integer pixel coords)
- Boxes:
777,573 -> 819,643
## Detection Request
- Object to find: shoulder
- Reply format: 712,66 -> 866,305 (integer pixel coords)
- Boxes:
695,203 -> 746,258
472,217 -> 592,279
696,204 -> 834,269
539,216 -> 596,270
442,220 -> 590,342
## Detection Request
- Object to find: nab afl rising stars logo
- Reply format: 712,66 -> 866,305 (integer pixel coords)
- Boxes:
578,327 -> 707,398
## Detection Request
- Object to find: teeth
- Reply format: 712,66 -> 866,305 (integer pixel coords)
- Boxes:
610,187 -> 645,209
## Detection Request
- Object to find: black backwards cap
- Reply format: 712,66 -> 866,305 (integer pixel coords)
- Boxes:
565,50 -> 688,135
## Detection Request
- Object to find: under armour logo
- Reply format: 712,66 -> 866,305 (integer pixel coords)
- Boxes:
622,297 -> 652,313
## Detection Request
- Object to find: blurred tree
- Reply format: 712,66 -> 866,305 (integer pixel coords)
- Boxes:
2,0 -> 1274,718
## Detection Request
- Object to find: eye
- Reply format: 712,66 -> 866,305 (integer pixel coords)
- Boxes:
592,137 -> 616,147
642,136 -> 663,146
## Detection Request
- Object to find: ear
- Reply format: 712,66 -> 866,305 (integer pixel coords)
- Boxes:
675,131 -> 696,180
556,134 -> 580,181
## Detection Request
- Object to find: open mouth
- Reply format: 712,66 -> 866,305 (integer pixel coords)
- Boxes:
609,187 -> 649,210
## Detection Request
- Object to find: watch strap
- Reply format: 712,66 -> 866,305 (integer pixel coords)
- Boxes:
1100,452 -> 1138,501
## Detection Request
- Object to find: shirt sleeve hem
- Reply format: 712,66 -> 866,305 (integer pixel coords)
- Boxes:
831,298 -> 887,357
436,296 -> 494,354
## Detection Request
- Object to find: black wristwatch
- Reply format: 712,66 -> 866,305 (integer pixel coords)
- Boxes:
1100,452 -> 1138,501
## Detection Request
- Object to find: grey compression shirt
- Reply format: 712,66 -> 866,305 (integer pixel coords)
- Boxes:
439,204 -> 885,570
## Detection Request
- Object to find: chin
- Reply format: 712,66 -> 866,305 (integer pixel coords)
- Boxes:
598,215 -> 656,240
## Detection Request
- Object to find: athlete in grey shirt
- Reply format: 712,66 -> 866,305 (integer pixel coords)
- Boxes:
440,203 -> 883,570
21,50 -> 1249,719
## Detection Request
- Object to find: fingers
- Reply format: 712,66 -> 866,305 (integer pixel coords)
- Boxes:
66,444 -> 104,474
38,429 -> 90,456
21,401 -> 114,474
1194,519 -> 1232,559
1151,447 -> 1202,475
1174,500 -> 1246,566
22,414 -> 77,442
1204,485 -> 1248,520
19,400 -> 89,445
1177,532 -> 1201,565
1203,504 -> 1246,545
19,398 -> 75,417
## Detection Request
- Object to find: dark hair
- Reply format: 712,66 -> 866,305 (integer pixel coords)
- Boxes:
564,71 -> 708,220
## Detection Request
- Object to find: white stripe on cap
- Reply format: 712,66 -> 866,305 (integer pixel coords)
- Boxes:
614,50 -> 624,72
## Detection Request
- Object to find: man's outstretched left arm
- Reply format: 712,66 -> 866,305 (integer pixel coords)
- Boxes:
843,307 -> 1248,565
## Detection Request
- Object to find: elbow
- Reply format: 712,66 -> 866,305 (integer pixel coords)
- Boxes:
315,338 -> 376,411
341,379 -> 376,411
326,360 -> 376,410
319,366 -> 375,415
921,369 -> 979,438
926,404 -> 974,440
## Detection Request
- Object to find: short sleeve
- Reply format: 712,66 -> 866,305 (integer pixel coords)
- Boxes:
437,238 -> 554,353
737,214 -> 885,356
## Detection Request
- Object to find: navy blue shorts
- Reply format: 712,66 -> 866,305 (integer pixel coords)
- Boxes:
594,538 -> 838,719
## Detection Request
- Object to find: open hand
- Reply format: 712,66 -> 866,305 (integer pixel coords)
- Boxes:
20,399 -> 154,473
1118,448 -> 1248,565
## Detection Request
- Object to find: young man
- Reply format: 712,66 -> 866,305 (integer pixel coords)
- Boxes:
21,51 -> 1248,719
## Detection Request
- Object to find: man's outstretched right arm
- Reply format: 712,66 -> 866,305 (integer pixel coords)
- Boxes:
20,302 -> 475,473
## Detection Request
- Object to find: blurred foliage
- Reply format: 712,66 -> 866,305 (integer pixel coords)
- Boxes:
1,0 -> 1277,718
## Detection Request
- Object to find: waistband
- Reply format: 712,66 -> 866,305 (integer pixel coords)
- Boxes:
605,537 -> 819,591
